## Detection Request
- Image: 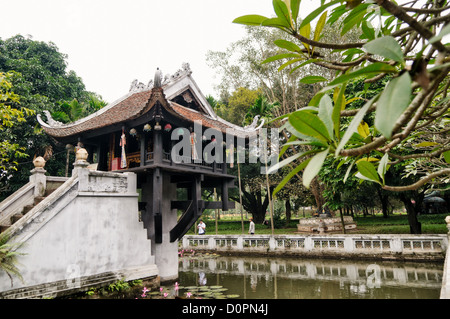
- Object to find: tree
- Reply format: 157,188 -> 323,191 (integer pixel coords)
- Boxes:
0,35 -> 104,199
0,71 -> 34,187
234,0 -> 450,233
208,19 -> 363,213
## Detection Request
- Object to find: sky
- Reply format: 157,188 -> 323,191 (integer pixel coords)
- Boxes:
0,0 -> 316,103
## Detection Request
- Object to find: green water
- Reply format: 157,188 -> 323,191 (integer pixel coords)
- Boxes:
177,255 -> 443,299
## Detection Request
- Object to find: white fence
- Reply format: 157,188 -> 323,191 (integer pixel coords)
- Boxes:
181,234 -> 448,260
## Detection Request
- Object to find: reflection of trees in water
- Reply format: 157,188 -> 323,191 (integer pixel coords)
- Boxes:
179,256 -> 443,299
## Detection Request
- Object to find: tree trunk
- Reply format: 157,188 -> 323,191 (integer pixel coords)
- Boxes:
310,177 -> 325,210
377,187 -> 390,218
285,200 -> 292,226
233,188 -> 269,224
399,194 -> 422,234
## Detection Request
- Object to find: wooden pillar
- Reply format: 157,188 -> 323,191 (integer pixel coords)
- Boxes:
153,126 -> 162,163
109,133 -> 115,171
221,180 -> 229,211
192,174 -> 203,217
153,167 -> 163,243
140,133 -> 147,167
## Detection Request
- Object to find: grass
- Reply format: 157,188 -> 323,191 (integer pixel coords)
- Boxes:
187,213 -> 449,235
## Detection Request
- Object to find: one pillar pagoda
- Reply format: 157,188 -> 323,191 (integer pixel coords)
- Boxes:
38,63 -> 261,279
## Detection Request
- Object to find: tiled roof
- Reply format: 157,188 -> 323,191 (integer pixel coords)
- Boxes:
39,90 -> 153,138
39,87 -> 256,139
169,102 -> 255,138
38,66 -> 262,140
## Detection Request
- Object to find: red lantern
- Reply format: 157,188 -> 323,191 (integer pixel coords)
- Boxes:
164,123 -> 172,132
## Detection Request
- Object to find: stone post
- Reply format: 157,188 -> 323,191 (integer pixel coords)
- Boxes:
29,156 -> 47,197
72,148 -> 90,191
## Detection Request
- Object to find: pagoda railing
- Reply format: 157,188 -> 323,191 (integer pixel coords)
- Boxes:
143,151 -> 226,173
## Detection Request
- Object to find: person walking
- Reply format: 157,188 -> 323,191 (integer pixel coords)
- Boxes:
248,217 -> 255,235
197,219 -> 206,235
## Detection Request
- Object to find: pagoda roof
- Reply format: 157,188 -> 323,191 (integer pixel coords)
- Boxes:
37,63 -> 263,140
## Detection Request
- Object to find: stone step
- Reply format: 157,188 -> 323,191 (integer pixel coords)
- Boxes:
44,189 -> 56,197
22,204 -> 35,215
34,196 -> 45,205
11,213 -> 23,224
0,225 -> 10,234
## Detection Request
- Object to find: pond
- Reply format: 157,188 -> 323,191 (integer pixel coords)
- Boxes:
177,253 -> 443,299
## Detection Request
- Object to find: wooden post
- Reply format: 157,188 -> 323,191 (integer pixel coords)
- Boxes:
214,188 -> 218,235
221,180 -> 229,211
153,126 -> 162,164
140,132 -> 147,167
238,162 -> 244,234
153,167 -> 163,243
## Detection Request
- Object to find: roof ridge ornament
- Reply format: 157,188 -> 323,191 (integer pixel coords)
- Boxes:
40,110 -> 64,127
128,63 -> 192,93
154,67 -> 163,88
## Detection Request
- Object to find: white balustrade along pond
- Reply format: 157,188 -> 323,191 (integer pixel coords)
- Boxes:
181,234 -> 448,261
179,233 -> 449,299
178,254 -> 443,299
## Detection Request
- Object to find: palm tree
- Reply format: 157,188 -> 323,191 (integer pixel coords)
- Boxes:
50,95 -> 107,176
244,95 -> 278,126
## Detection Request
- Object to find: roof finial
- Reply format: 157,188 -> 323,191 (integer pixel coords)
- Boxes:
154,67 -> 162,88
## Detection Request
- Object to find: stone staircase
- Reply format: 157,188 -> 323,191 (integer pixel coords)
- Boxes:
0,189 -> 55,234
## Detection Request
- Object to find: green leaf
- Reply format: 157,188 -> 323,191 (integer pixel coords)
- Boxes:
361,21 -> 375,41
357,121 -> 370,138
318,94 -> 334,139
290,0 -> 301,24
356,160 -> 380,184
335,94 -> 379,156
313,12 -> 327,42
278,58 -> 304,71
232,15 -> 269,26
273,39 -> 302,52
273,0 -> 292,29
377,153 -> 389,184
325,62 -> 398,89
332,84 -> 346,139
343,161 -> 355,183
267,150 -> 305,174
299,23 -> 311,52
288,110 -> 331,142
341,3 -> 370,36
273,157 -> 311,197
374,72 -> 412,139
261,53 -> 302,64
303,148 -> 330,188
300,75 -> 327,84
443,150 -> 450,164
261,17 -> 292,30
414,141 -> 439,147
363,36 -> 404,63
289,58 -> 319,74
300,0 -> 341,29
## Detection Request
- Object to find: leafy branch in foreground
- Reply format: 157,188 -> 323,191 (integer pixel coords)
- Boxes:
0,233 -> 25,287
235,0 -> 450,195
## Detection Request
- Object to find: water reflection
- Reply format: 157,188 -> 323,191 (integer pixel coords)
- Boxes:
178,255 -> 443,299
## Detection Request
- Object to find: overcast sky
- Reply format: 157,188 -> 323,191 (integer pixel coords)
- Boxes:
0,0 -> 318,103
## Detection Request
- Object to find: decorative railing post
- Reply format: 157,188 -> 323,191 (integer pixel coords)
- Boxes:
72,148 -> 90,191
29,156 -> 47,197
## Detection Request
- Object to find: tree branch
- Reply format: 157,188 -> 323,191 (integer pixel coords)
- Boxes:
382,168 -> 450,191
374,0 -> 448,53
